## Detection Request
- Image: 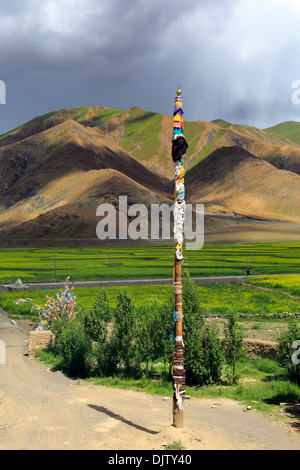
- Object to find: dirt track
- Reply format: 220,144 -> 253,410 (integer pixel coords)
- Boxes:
1,307 -> 300,450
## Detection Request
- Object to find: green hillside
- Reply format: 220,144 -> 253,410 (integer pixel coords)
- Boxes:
264,121 -> 300,145
211,119 -> 231,128
2,106 -> 300,177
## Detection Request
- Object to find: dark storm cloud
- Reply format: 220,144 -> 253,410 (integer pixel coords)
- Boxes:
1,0 -> 300,134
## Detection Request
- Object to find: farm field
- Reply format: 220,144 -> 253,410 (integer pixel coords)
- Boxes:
1,275 -> 299,333
0,242 -> 299,283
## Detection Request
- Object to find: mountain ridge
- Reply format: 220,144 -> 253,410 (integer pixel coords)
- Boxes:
0,106 -> 299,245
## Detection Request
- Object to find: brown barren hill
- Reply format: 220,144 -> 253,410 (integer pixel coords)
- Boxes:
186,146 -> 300,223
0,119 -> 172,241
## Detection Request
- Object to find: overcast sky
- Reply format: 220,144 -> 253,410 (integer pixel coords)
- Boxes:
1,0 -> 300,135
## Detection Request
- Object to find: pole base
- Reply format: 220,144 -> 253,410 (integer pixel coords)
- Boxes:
172,396 -> 184,428
173,409 -> 184,428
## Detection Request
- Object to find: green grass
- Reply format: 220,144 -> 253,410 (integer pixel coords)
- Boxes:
165,441 -> 185,450
0,284 -> 172,321
185,358 -> 300,416
187,128 -> 227,169
246,275 -> 300,297
69,106 -> 124,126
36,348 -> 300,418
211,119 -> 232,128
194,282 -> 300,315
121,107 -> 163,161
0,243 -> 299,283
183,121 -> 207,156
1,276 -> 299,324
264,121 -> 300,145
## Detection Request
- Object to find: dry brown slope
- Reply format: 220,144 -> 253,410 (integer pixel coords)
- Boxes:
0,168 -> 173,241
186,146 -> 300,223
0,119 -> 172,238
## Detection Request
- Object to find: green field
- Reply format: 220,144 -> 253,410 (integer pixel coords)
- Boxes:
1,275 -> 299,324
0,242 -> 299,283
246,274 -> 300,297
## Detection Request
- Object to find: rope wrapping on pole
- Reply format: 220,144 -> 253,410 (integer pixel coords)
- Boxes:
171,89 -> 188,424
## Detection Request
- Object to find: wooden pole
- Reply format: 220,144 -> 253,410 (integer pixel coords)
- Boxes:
171,88 -> 188,428
172,258 -> 185,427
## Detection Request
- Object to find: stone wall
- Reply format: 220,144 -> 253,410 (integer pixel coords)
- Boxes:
27,330 -> 55,357
243,338 -> 277,360
220,336 -> 277,360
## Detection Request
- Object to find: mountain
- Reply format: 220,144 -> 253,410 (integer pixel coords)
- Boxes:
0,119 -> 172,242
264,121 -> 300,146
0,106 -> 299,246
186,146 -> 300,223
2,106 -> 300,177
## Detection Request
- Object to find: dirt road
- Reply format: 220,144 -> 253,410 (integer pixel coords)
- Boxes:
0,307 -> 300,451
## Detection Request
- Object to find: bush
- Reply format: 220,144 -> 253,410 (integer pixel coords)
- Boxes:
137,295 -> 174,375
83,288 -> 112,343
223,309 -> 245,384
277,322 -> 300,384
95,337 -> 119,377
57,319 -> 92,377
110,290 -> 139,375
182,271 -> 223,385
184,322 -> 223,386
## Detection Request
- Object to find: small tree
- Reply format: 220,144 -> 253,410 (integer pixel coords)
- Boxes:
83,288 -> 112,343
111,290 -> 139,375
182,270 -> 202,325
182,270 -> 223,385
223,309 -> 245,384
156,292 -> 174,375
185,321 -> 223,386
136,299 -> 158,374
57,319 -> 92,377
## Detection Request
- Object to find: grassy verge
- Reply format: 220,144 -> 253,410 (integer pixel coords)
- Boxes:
36,349 -> 300,423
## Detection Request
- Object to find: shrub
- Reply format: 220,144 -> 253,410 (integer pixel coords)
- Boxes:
184,321 -> 223,386
137,295 -> 174,375
182,271 -> 223,385
223,309 -> 245,384
95,336 -> 119,377
110,290 -> 139,375
57,319 -> 92,377
83,288 -> 112,343
277,322 -> 300,384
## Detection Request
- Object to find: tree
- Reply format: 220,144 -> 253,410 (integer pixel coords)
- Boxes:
223,309 -> 245,384
83,288 -> 111,343
57,319 -> 92,377
182,270 -> 223,385
111,290 -> 139,375
136,298 -> 158,374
